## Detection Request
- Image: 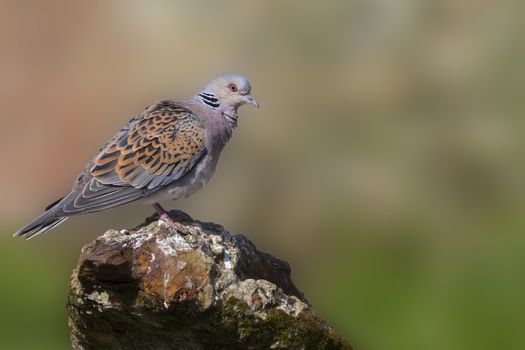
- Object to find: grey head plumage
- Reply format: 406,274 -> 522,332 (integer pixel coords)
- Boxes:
15,73 -> 258,239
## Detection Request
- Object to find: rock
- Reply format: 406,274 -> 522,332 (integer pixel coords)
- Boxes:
67,211 -> 352,349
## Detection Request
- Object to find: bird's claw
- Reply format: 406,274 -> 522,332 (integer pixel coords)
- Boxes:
160,213 -> 175,225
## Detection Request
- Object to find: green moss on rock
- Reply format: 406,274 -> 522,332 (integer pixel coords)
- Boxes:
217,297 -> 351,349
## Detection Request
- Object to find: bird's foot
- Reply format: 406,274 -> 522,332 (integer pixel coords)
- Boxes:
153,203 -> 193,226
160,213 -> 175,225
162,210 -> 193,223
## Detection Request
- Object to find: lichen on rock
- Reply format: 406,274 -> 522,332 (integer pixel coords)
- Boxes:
67,212 -> 351,349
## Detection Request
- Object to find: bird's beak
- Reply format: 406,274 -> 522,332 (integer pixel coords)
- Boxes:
243,95 -> 259,108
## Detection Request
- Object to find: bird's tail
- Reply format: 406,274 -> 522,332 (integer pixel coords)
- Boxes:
13,210 -> 68,240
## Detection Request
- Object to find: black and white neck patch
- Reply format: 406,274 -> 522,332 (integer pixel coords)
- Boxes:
198,92 -> 220,109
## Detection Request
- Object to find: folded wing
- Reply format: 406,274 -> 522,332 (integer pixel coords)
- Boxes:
15,100 -> 207,239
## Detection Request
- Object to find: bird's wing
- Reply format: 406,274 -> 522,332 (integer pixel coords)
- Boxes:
91,100 -> 207,190
15,100 -> 207,239
55,100 -> 207,215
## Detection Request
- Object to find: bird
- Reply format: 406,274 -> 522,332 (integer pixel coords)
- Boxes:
14,73 -> 258,239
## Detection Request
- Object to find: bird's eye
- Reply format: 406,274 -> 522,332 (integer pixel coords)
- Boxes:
228,83 -> 238,92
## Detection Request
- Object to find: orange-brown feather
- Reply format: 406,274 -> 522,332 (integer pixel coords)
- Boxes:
90,101 -> 206,189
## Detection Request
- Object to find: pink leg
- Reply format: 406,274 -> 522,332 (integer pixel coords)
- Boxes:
160,212 -> 175,224
152,203 -> 193,224
153,203 -> 173,225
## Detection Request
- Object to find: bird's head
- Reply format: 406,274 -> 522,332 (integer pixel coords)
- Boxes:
198,74 -> 258,111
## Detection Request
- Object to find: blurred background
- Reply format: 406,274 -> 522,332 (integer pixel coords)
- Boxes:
1,0 -> 524,349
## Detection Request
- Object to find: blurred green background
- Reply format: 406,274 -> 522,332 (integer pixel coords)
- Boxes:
1,0 -> 525,349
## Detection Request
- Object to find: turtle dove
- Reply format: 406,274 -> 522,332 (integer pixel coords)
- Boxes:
15,74 -> 258,239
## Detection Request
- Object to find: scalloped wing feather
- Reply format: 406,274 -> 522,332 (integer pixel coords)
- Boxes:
91,101 -> 207,190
